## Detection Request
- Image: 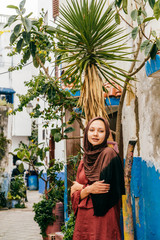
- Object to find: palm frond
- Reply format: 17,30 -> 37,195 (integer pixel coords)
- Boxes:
54,0 -> 133,122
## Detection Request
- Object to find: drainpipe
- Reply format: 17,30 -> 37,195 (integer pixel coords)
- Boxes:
64,163 -> 68,223
63,136 -> 68,223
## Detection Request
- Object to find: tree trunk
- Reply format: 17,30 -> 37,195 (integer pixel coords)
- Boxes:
44,181 -> 48,200
78,65 -> 108,124
122,140 -> 137,240
115,80 -> 129,148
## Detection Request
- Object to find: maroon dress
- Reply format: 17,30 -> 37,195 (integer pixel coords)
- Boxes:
72,160 -> 122,240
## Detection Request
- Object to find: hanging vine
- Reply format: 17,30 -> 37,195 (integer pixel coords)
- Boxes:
0,131 -> 10,162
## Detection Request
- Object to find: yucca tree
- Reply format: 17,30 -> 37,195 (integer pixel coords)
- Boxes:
55,0 -> 132,123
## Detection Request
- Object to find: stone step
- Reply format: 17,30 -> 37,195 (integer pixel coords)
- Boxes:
47,232 -> 64,240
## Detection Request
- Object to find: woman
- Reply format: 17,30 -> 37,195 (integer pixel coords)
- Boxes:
71,117 -> 125,240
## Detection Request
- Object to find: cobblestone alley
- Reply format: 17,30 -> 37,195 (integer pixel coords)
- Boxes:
0,191 -> 42,240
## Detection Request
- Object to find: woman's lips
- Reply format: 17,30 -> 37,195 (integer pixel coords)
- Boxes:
92,138 -> 99,141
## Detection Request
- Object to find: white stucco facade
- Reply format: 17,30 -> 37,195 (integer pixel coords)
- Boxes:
121,3 -> 160,171
0,0 -> 59,175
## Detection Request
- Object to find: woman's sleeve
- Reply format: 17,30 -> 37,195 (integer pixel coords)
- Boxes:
71,161 -> 83,215
91,154 -> 125,216
71,189 -> 82,215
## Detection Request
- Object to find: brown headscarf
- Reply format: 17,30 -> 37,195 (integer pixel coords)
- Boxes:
83,117 -> 111,182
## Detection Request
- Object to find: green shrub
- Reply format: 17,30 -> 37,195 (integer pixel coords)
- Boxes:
33,162 -> 64,238
33,198 -> 56,238
62,212 -> 75,240
8,175 -> 26,200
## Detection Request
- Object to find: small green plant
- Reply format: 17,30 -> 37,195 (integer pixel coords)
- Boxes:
0,99 -> 13,108
28,121 -> 38,145
62,212 -> 75,240
8,175 -> 26,200
0,132 -> 10,162
7,191 -> 21,200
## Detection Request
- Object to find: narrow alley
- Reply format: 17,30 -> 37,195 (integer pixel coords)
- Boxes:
0,191 -> 42,240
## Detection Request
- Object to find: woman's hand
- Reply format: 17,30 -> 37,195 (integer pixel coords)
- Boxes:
88,180 -> 110,194
71,181 -> 84,196
80,180 -> 110,200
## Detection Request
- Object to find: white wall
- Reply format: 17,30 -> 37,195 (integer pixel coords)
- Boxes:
0,0 -> 40,173
122,1 -> 160,171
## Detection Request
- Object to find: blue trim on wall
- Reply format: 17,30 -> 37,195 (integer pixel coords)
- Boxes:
0,88 -> 15,94
105,97 -> 120,106
130,157 -> 160,240
68,90 -> 120,106
145,54 -> 160,77
0,87 -> 15,104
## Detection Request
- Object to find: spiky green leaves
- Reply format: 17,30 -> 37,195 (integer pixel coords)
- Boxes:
56,0 -> 131,85
54,0 -> 134,120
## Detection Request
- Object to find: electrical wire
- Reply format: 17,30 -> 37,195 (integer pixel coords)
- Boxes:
0,61 -> 33,75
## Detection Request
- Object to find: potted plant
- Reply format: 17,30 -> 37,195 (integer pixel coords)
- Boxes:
7,175 -> 26,208
33,197 -> 56,239
33,162 -> 64,239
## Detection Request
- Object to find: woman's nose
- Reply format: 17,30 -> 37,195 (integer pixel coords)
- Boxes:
93,130 -> 98,135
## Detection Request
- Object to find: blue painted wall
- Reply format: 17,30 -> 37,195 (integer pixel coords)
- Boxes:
145,54 -> 160,77
39,172 -> 65,194
0,172 -> 10,198
39,173 -> 48,194
130,157 -> 160,240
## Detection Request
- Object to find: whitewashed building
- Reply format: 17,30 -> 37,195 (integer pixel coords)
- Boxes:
0,0 -> 64,193
0,0 -> 160,238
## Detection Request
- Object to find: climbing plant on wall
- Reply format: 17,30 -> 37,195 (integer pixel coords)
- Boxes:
0,132 -> 10,163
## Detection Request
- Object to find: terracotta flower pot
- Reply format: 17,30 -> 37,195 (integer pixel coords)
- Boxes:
43,202 -> 64,240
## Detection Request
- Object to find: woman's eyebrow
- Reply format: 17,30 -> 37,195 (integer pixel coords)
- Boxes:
89,127 -> 104,130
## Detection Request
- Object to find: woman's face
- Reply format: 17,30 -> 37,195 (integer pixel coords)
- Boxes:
87,120 -> 106,146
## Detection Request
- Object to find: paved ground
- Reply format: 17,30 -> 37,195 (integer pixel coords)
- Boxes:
0,190 -> 43,240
